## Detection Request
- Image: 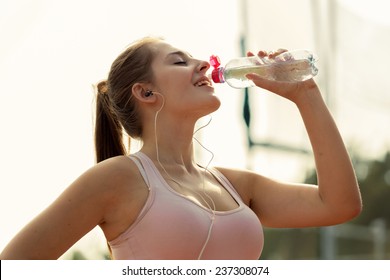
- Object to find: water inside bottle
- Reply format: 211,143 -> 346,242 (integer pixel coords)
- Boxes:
224,58 -> 318,88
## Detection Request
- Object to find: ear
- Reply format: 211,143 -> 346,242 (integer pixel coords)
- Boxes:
132,82 -> 157,103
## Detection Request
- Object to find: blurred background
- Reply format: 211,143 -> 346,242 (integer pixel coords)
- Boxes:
0,0 -> 389,259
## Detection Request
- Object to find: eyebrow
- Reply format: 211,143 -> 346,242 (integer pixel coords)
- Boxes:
166,50 -> 193,59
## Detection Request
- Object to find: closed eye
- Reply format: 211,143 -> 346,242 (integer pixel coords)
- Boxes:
174,61 -> 187,65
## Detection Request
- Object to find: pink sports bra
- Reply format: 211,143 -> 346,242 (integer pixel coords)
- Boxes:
108,152 -> 264,259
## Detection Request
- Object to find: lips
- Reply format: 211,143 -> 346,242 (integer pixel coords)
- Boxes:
194,76 -> 212,87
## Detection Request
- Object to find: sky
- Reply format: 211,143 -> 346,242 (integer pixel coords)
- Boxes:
1,0 -> 390,259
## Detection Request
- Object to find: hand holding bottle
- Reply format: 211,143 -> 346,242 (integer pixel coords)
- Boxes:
245,49 -> 320,103
209,48 -> 318,101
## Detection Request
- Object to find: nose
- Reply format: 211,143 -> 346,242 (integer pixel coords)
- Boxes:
197,60 -> 210,73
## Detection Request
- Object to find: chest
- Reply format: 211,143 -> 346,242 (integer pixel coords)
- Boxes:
117,186 -> 263,259
161,174 -> 240,212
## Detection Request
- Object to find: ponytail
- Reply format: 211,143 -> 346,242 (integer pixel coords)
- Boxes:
94,81 -> 126,163
93,36 -> 161,260
94,37 -> 161,165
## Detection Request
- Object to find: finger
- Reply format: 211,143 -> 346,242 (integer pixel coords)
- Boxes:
267,49 -> 287,59
272,48 -> 288,59
257,50 -> 268,58
275,49 -> 293,62
276,48 -> 288,54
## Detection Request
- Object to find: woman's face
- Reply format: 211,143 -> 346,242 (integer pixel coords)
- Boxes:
149,41 -> 221,118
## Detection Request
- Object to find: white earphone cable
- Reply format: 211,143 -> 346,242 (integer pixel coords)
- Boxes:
152,93 -> 216,259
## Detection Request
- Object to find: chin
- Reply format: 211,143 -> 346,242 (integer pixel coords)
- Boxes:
204,97 -> 221,115
207,94 -> 221,110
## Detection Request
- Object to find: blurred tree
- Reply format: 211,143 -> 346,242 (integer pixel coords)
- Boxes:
303,150 -> 390,227
353,152 -> 390,226
70,250 -> 87,260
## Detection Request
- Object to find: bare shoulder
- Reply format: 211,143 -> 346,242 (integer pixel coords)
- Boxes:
214,166 -> 282,206
0,155 -> 147,259
214,167 -> 262,206
77,155 -> 149,240
83,155 -> 142,192
65,155 -> 142,207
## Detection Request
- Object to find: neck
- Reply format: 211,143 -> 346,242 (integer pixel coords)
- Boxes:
141,114 -> 198,172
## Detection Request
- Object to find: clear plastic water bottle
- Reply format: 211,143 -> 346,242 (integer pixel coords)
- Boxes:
209,50 -> 318,88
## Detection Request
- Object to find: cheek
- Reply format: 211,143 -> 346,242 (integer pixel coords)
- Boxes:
157,72 -> 192,94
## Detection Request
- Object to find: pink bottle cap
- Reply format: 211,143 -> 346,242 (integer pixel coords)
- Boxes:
209,55 -> 224,83
209,55 -> 221,68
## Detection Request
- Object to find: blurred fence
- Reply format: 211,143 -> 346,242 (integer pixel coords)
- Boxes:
321,218 -> 387,259
262,218 -> 388,260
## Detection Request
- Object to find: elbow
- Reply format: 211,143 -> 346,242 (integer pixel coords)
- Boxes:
323,184 -> 363,225
334,190 -> 363,224
344,200 -> 363,222
348,184 -> 363,220
327,204 -> 362,226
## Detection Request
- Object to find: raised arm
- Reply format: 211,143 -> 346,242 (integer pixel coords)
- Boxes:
218,50 -> 362,228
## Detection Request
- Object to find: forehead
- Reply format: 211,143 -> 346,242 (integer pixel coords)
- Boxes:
151,41 -> 191,61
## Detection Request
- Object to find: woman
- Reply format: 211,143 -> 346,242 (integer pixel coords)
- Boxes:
0,37 -> 362,260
